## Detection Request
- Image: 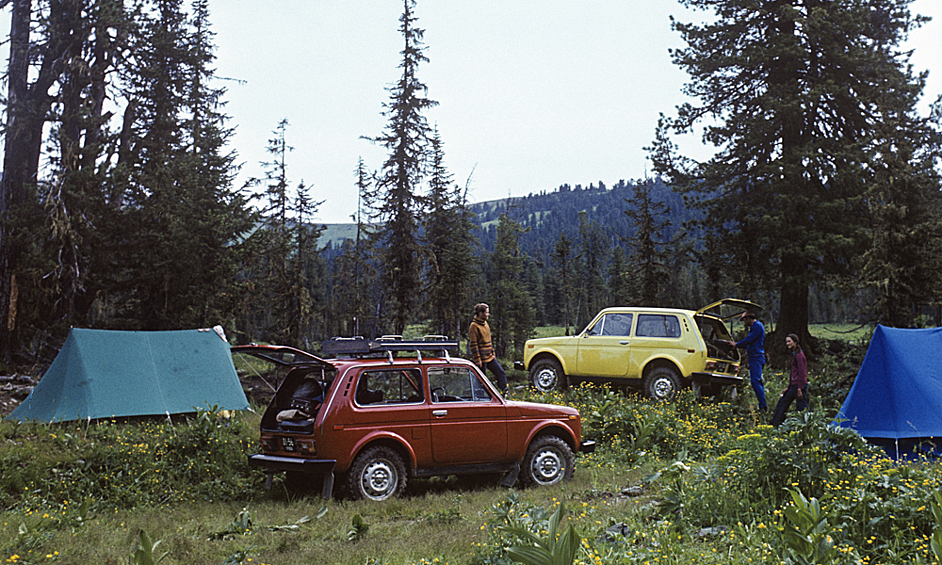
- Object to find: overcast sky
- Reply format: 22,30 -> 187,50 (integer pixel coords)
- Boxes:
211,0 -> 942,224
7,2 -> 936,225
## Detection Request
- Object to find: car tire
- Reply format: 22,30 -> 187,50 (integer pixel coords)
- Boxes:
643,366 -> 681,402
348,445 -> 408,501
530,358 -> 567,392
521,435 -> 575,487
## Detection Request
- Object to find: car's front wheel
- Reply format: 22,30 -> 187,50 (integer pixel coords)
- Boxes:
521,435 -> 575,487
643,367 -> 681,402
348,445 -> 407,501
530,358 -> 567,392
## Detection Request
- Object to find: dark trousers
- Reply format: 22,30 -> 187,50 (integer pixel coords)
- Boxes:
771,384 -> 808,426
749,359 -> 767,410
483,358 -> 507,392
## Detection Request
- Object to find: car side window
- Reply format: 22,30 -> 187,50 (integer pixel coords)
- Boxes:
587,313 -> 633,336
428,366 -> 493,403
355,369 -> 424,406
635,314 -> 682,338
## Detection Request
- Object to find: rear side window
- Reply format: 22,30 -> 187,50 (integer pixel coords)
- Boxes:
355,369 -> 424,406
636,314 -> 682,338
428,366 -> 492,403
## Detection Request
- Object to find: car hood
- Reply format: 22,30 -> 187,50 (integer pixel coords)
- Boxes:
506,400 -> 579,418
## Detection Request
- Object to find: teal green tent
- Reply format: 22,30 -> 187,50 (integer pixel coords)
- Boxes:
6,327 -> 249,422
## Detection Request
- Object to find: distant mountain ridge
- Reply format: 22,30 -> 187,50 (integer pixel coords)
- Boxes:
319,178 -> 691,255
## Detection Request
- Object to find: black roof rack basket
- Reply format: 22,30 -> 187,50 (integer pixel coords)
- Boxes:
321,335 -> 459,358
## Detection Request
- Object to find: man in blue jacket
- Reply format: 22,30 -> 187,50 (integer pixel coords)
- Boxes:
729,311 -> 767,411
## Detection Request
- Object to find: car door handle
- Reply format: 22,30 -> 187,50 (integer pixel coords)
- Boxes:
432,410 -> 448,417
619,341 -> 630,345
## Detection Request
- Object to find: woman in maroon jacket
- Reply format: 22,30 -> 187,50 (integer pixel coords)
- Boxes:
771,333 -> 809,426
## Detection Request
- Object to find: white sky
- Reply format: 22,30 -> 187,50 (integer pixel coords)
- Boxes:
211,0 -> 942,224
3,2 -> 938,224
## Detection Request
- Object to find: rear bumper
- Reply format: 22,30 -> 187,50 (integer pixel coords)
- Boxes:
248,454 -> 337,498
690,372 -> 743,387
580,440 -> 596,454
513,361 -> 525,371
248,453 -> 336,474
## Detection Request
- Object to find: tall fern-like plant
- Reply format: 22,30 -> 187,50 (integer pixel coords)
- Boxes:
501,504 -> 581,565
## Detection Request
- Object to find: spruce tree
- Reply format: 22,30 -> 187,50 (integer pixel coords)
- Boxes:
422,129 -> 476,339
489,213 -> 535,359
622,180 -> 675,306
650,0 -> 939,343
369,0 -> 438,334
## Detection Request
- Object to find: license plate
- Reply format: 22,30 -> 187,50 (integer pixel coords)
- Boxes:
281,437 -> 296,452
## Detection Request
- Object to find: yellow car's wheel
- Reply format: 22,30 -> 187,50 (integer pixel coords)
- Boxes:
643,367 -> 681,401
530,359 -> 567,392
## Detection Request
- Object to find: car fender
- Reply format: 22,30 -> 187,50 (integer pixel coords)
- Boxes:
515,420 -> 579,459
344,430 -> 418,473
639,355 -> 691,380
526,348 -> 573,376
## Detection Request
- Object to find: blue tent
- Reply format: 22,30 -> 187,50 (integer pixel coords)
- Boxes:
6,327 -> 249,423
835,325 -> 942,459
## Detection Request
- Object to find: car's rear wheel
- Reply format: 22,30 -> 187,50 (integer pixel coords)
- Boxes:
521,435 -> 575,487
643,367 -> 681,402
349,445 -> 407,501
530,358 -> 567,392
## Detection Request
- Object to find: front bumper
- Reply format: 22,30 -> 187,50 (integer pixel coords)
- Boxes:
248,454 -> 337,498
513,361 -> 525,371
690,372 -> 743,387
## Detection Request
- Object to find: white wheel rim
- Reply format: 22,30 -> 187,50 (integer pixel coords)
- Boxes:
361,459 -> 397,500
536,368 -> 557,390
531,448 -> 563,484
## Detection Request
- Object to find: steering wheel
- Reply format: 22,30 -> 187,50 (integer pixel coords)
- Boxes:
430,386 -> 445,401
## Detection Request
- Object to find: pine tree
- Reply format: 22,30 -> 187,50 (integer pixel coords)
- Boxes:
551,232 -> 575,335
622,179 -> 676,306
650,0 -> 939,344
489,213 -> 534,359
422,129 -> 477,339
369,0 -> 438,334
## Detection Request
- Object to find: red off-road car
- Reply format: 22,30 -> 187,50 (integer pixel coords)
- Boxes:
235,337 -> 594,501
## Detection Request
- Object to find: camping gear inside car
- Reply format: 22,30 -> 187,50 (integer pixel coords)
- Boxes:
6,326 -> 249,423
237,336 -> 594,501
836,325 -> 942,460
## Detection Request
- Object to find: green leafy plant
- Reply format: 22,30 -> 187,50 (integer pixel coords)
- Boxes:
208,507 -> 254,540
500,503 -> 581,565
930,490 -> 942,561
347,513 -> 369,542
780,488 -> 838,565
130,529 -> 168,565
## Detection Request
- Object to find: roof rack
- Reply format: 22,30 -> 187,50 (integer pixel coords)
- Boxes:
321,335 -> 459,361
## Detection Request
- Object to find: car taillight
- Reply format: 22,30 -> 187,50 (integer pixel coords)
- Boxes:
705,361 -> 717,371
298,440 -> 316,455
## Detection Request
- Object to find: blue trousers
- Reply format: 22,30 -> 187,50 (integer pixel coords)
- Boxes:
483,358 -> 507,392
771,385 -> 808,426
749,360 -> 767,410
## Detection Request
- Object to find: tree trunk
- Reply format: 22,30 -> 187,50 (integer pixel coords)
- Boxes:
0,0 -> 33,360
776,255 -> 814,358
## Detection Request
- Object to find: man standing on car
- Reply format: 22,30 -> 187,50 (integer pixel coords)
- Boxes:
729,311 -> 767,411
469,303 -> 508,393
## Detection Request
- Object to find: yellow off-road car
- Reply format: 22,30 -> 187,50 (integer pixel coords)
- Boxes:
515,299 -> 761,401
